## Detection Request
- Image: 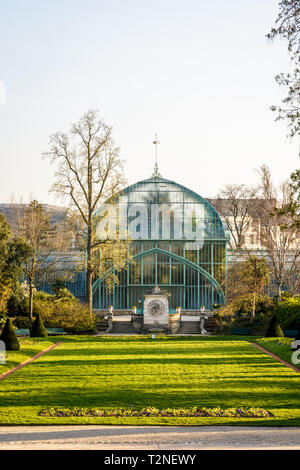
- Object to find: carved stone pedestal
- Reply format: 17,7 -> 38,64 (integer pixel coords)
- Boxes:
142,286 -> 170,333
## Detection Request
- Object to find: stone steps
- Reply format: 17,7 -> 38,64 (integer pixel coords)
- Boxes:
111,321 -> 136,334
178,321 -> 200,334
95,319 -> 109,332
178,317 -> 217,335
95,315 -> 218,335
204,317 -> 218,333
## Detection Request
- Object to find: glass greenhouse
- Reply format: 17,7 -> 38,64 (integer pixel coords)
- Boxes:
92,170 -> 229,311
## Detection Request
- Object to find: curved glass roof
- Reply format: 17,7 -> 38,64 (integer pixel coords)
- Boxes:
97,170 -> 227,241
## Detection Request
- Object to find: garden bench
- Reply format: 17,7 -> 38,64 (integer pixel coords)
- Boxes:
231,328 -> 252,335
15,328 -> 66,336
15,329 -> 30,336
283,330 -> 299,338
46,328 -> 67,336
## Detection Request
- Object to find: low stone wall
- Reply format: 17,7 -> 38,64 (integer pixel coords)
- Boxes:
132,314 -> 143,334
95,309 -> 216,334
181,310 -> 214,317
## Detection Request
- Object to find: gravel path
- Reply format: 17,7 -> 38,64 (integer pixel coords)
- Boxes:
250,342 -> 300,373
0,342 -> 62,381
0,425 -> 299,449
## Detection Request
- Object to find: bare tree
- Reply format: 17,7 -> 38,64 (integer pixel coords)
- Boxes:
216,184 -> 260,249
226,252 -> 270,321
259,164 -> 277,201
17,200 -> 73,319
259,165 -> 300,300
268,1 -> 300,139
44,109 -> 128,312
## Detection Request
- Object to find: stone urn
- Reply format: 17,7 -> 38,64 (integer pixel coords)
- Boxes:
169,306 -> 181,334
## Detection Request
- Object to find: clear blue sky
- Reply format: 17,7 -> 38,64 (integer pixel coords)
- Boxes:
0,0 -> 298,204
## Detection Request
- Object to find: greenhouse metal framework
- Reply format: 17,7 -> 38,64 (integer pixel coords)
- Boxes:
92,171 -> 229,311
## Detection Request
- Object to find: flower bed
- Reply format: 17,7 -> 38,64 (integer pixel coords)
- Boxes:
39,406 -> 272,418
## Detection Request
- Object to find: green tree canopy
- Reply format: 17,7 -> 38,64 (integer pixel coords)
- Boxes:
0,215 -> 32,313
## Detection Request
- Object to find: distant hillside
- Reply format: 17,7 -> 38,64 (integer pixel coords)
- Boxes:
0,203 -> 68,229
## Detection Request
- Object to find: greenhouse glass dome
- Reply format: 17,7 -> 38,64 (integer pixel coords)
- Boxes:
92,169 -> 229,311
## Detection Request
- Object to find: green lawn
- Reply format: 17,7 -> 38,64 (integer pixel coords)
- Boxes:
254,337 -> 300,370
0,335 -> 299,425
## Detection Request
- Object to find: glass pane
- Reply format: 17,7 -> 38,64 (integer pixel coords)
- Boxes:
143,255 -> 155,284
171,264 -> 184,285
157,263 -> 169,285
143,242 -> 155,251
129,262 -> 141,284
171,242 -> 184,257
185,248 -> 197,263
157,252 -> 170,263
158,242 -> 170,251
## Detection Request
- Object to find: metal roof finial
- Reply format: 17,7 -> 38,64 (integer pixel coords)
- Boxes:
152,133 -> 162,178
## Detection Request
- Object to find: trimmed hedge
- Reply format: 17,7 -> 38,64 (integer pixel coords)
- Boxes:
265,315 -> 284,338
217,294 -> 275,318
0,313 -> 7,328
11,290 -> 96,334
36,299 -> 96,333
30,313 -> 48,338
214,314 -> 270,336
0,318 -> 20,350
274,297 -> 300,330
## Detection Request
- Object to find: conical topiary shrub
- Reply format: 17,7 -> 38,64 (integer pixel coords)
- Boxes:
264,315 -> 284,337
30,313 -> 48,337
0,318 -> 20,350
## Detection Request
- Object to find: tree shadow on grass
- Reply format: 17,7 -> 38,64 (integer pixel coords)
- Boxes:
37,340 -> 256,354
34,354 -> 300,368
1,378 -> 299,409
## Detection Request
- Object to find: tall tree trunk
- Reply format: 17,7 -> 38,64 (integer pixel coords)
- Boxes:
29,280 -> 34,321
86,269 -> 93,314
250,293 -> 256,324
86,229 -> 93,314
278,285 -> 282,302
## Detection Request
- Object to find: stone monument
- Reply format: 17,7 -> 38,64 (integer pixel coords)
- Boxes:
143,286 -> 170,332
